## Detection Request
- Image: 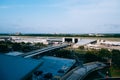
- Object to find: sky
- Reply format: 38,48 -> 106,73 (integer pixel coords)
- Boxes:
0,0 -> 120,34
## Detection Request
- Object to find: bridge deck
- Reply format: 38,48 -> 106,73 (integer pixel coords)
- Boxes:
20,44 -> 69,58
61,62 -> 106,80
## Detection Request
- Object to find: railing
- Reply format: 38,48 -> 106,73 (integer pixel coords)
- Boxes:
20,44 -> 69,58
61,62 -> 106,80
80,63 -> 106,80
61,66 -> 81,80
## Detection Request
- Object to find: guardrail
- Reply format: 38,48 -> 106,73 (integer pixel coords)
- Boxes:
20,44 -> 69,58
80,63 -> 106,80
61,62 -> 106,80
61,66 -> 81,80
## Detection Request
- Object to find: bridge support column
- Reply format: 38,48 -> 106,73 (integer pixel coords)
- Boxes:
72,38 -> 75,43
62,37 -> 65,43
78,38 -> 81,42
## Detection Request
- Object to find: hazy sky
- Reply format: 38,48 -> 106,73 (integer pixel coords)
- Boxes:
0,0 -> 120,33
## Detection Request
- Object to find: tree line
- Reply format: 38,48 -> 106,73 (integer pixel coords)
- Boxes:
0,33 -> 120,37
44,48 -> 120,68
0,41 -> 47,53
84,49 -> 120,68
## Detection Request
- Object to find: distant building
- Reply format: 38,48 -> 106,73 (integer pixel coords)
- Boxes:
85,39 -> 120,50
72,39 -> 96,48
15,32 -> 22,35
0,36 -> 12,41
11,36 -> 48,44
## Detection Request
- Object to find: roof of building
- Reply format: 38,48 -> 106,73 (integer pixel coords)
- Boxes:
37,56 -> 76,78
76,39 -> 96,45
0,54 -> 43,80
6,51 -> 24,56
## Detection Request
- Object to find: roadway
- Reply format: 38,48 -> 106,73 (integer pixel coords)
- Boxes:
61,62 -> 106,80
20,44 -> 70,58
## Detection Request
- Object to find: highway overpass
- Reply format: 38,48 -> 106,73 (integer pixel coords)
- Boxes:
61,62 -> 106,80
20,44 -> 70,58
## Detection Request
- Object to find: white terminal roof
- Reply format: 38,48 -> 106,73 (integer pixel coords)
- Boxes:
76,39 -> 96,45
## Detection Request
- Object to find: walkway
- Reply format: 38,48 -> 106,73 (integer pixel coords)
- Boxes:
61,62 -> 106,80
20,44 -> 69,58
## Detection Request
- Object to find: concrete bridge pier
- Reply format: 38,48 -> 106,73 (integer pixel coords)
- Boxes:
72,38 -> 75,43
62,37 -> 65,43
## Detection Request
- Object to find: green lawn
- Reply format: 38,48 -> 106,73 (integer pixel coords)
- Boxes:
84,67 -> 120,80
110,67 -> 120,77
100,67 -> 120,77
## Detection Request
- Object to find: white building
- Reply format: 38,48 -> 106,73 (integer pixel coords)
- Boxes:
72,39 -> 96,48
12,36 -> 48,44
